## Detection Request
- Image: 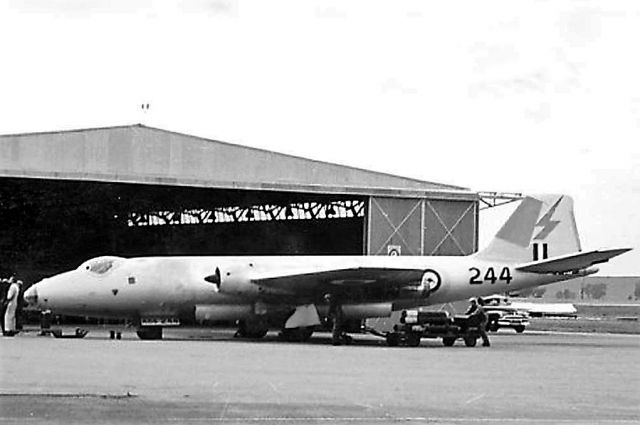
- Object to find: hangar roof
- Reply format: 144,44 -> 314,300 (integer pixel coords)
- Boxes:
0,124 -> 476,200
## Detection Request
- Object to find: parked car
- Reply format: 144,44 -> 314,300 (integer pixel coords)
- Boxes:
481,295 -> 530,333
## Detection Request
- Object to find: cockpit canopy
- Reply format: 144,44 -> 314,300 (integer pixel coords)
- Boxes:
79,256 -> 125,275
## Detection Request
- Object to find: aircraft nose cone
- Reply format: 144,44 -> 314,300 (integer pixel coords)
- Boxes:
23,285 -> 39,308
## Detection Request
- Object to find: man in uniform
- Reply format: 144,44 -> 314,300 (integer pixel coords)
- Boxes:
0,278 -> 9,332
325,293 -> 351,346
4,278 -> 22,336
465,297 -> 490,347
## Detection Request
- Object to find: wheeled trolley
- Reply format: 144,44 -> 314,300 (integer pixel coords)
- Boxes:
374,310 -> 485,347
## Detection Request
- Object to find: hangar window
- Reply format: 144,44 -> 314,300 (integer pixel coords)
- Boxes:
81,256 -> 123,275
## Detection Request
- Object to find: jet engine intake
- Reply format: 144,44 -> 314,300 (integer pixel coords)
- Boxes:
204,268 -> 262,297
208,270 -> 291,298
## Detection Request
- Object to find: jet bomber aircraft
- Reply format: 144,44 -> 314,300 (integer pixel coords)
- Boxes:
24,194 -> 630,344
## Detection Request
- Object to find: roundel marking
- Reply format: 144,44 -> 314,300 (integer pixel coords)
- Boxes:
421,269 -> 441,293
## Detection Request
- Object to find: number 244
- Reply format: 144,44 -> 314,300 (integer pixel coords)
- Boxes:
469,267 -> 513,285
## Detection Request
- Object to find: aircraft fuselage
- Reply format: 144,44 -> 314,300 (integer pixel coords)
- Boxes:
27,254 -> 583,324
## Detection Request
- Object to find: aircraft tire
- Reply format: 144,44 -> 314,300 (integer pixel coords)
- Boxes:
442,337 -> 456,347
514,326 -> 525,333
236,328 -> 268,339
464,336 -> 477,347
297,327 -> 314,342
280,327 -> 314,342
236,321 -> 268,339
386,333 -> 400,347
136,326 -> 163,340
407,334 -> 421,347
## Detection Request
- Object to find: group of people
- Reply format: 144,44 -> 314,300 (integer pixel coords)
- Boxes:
1,277 -> 23,336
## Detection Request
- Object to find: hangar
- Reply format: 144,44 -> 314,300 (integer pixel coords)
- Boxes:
0,124 -> 490,284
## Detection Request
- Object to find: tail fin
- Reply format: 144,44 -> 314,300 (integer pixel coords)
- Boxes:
476,195 -> 581,262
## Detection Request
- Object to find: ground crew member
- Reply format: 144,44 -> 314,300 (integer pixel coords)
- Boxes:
0,278 -> 9,332
466,297 -> 490,347
4,278 -> 22,336
326,293 -> 350,345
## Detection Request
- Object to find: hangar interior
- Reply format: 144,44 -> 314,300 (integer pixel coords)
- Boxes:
0,125 -> 487,285
0,178 -> 367,281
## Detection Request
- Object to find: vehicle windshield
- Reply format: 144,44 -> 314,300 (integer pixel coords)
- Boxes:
80,256 -> 124,275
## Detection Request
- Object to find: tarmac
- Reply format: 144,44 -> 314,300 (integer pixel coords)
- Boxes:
1,326 -> 639,424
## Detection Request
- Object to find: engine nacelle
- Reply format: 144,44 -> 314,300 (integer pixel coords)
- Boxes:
195,304 -> 253,323
341,303 -> 392,319
219,274 -> 261,297
315,302 -> 393,319
204,267 -> 290,298
205,266 -> 261,297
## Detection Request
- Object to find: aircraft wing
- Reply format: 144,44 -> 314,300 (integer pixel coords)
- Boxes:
251,267 -> 427,297
515,248 -> 631,274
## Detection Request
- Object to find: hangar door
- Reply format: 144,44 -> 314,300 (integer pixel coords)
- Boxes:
423,199 -> 477,255
367,197 -> 477,256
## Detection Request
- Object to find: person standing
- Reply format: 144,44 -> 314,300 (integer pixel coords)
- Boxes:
0,278 -> 9,332
465,297 -> 490,347
4,278 -> 22,336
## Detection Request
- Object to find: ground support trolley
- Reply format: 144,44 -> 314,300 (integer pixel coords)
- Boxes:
368,310 -> 484,347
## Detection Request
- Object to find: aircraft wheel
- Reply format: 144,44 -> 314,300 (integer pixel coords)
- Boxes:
386,333 -> 400,347
407,334 -> 421,347
136,326 -> 163,340
280,327 -> 314,342
442,337 -> 456,347
464,336 -> 477,347
236,321 -> 268,339
297,327 -> 314,342
332,333 -> 352,346
514,326 -> 525,333
250,329 -> 268,338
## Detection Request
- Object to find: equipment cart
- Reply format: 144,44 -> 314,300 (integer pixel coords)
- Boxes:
373,310 -> 484,347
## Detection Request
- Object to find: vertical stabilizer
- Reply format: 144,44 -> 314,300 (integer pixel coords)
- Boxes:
477,195 -> 581,263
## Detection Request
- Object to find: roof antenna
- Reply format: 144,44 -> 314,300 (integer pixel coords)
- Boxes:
139,102 -> 150,125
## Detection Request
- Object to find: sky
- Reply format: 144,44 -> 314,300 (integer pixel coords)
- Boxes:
0,0 -> 638,275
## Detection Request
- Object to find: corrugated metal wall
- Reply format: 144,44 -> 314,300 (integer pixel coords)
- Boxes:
0,125 -> 468,195
367,197 -> 477,256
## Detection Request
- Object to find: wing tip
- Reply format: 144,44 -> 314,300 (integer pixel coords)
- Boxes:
515,247 -> 631,274
598,247 -> 633,257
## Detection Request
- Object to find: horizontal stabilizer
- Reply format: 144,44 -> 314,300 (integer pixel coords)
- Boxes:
516,248 -> 631,274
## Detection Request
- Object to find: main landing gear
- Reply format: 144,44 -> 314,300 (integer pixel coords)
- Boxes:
136,326 -> 163,340
234,320 -> 269,339
279,327 -> 314,342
